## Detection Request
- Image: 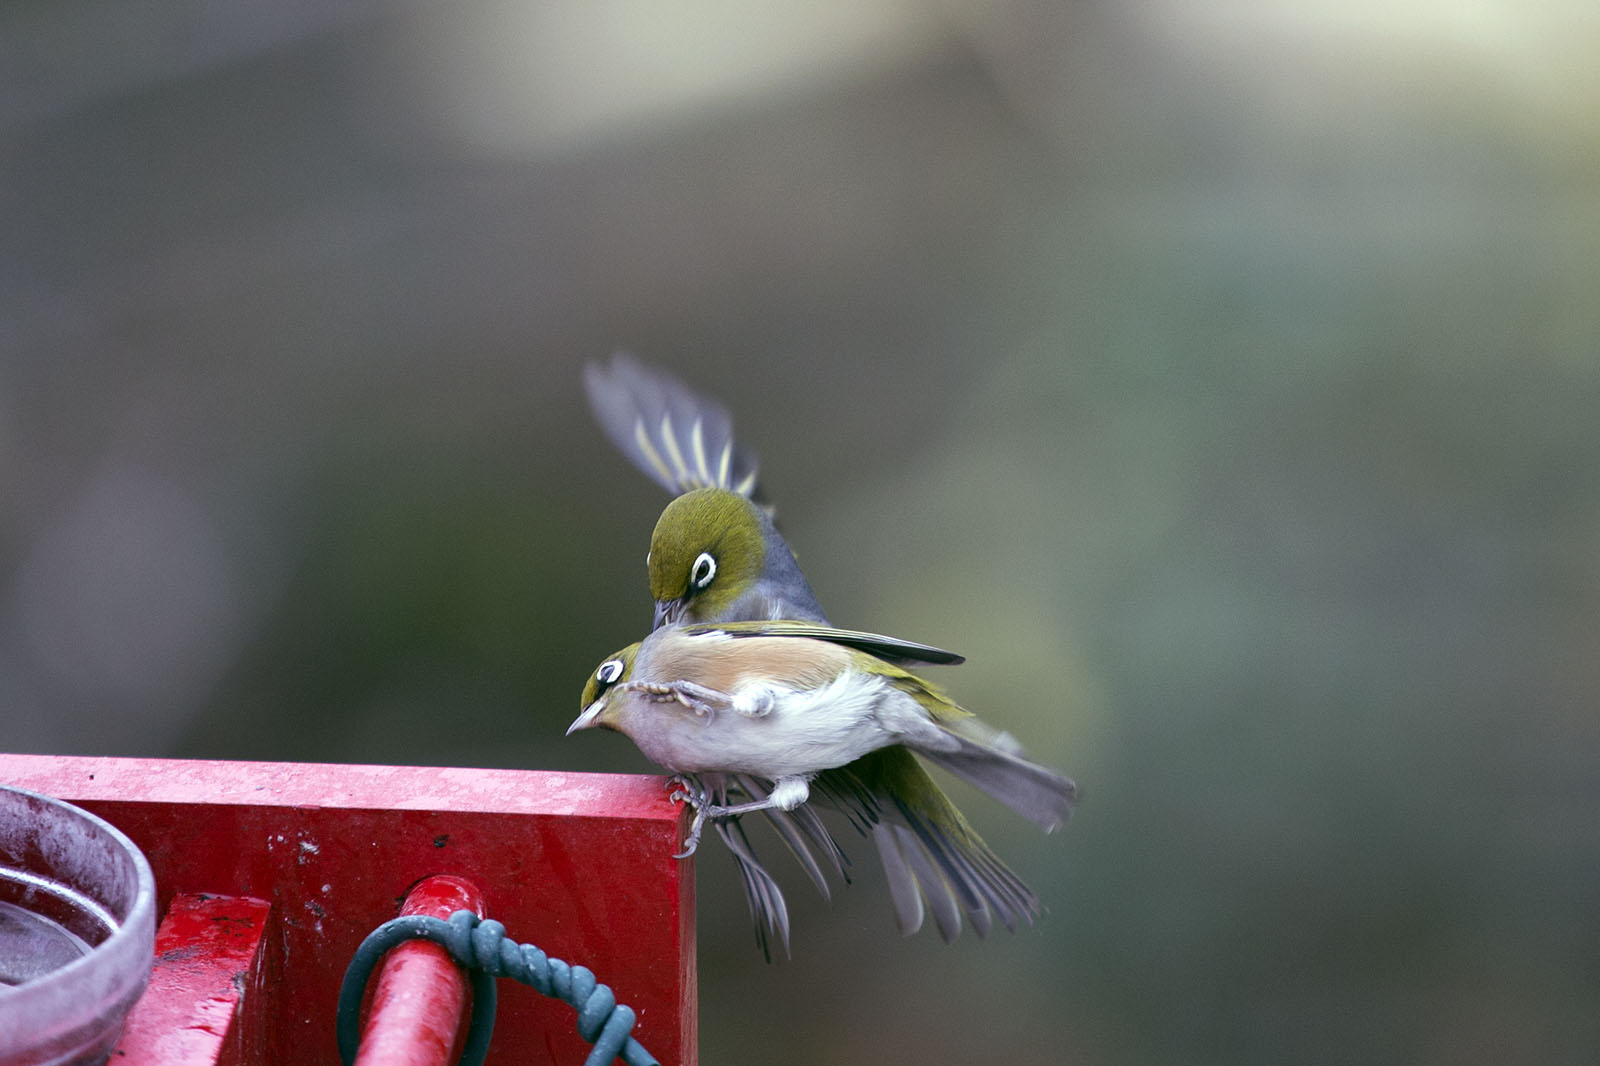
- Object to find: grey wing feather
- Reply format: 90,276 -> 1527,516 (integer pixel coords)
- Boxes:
911,728 -> 1078,833
872,823 -> 926,936
707,753 -> 1055,947
709,773 -> 856,961
886,823 -> 965,941
784,625 -> 966,667
816,752 -> 1044,942
705,620 -> 966,667
883,784 -> 1040,940
734,774 -> 851,895
714,817 -> 791,962
584,352 -> 765,502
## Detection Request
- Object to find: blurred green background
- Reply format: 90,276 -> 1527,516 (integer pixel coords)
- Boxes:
3,2 -> 1596,1063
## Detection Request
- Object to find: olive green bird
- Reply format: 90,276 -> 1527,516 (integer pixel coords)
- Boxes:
585,355 -> 960,658
587,354 -> 825,630
582,353 -> 1074,955
569,622 -> 1076,945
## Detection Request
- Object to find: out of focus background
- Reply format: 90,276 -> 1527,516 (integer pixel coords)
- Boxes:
3,2 -> 1597,1063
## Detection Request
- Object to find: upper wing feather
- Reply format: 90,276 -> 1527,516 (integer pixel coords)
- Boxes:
687,619 -> 965,667
584,352 -> 766,503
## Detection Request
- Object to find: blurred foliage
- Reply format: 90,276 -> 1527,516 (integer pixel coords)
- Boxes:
3,2 -> 1598,1064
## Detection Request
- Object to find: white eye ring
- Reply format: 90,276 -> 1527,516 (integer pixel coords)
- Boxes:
596,659 -> 624,685
690,551 -> 716,590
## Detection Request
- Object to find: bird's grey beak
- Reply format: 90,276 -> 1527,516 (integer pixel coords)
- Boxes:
653,598 -> 683,629
567,700 -> 607,736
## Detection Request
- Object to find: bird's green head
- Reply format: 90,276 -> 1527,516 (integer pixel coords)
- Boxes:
569,643 -> 641,734
648,487 -> 767,626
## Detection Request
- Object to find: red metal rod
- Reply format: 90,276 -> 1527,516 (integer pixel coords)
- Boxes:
353,875 -> 487,1066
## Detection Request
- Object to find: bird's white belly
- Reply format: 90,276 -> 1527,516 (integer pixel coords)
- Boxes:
633,671 -> 910,778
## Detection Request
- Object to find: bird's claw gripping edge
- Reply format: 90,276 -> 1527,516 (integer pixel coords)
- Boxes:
668,775 -> 712,858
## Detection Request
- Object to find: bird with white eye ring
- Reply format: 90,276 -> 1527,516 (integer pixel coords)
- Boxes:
581,353 -> 1076,958
570,621 -> 1077,943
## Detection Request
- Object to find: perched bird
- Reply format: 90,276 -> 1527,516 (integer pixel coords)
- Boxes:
570,621 -> 1077,944
582,353 -> 1074,955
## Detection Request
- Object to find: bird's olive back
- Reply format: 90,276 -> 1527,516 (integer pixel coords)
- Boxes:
648,488 -> 766,619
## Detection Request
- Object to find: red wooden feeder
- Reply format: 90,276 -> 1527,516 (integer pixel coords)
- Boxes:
0,754 -> 697,1066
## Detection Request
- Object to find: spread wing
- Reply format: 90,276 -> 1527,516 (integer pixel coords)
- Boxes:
816,748 -> 1044,942
584,352 -> 766,503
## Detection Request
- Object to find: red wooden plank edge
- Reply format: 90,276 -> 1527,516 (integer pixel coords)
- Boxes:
0,755 -> 674,821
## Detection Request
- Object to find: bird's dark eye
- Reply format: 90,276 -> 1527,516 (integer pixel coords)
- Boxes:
596,659 -> 625,686
690,551 -> 717,591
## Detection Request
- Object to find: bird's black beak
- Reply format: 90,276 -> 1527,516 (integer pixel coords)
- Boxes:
653,598 -> 684,630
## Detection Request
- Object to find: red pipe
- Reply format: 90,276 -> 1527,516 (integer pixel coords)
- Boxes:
352,875 -> 487,1066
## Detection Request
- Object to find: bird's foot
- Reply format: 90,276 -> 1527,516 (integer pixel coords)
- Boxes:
674,804 -> 710,859
667,775 -> 713,858
666,773 -> 703,806
667,680 -> 732,718
693,777 -> 811,821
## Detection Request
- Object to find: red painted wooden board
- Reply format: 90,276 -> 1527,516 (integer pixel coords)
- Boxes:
118,893 -> 273,1066
0,755 -> 696,1066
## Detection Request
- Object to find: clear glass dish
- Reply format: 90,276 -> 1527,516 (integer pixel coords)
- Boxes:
0,785 -> 155,1066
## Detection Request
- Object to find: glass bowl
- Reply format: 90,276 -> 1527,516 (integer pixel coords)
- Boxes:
0,785 -> 155,1066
